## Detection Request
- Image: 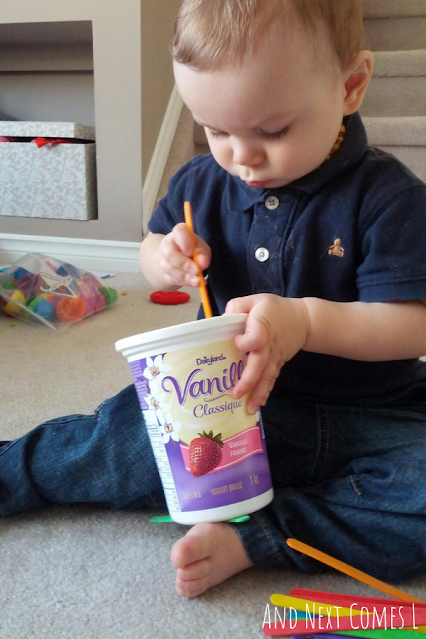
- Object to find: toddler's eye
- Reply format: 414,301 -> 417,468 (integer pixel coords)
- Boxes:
207,129 -> 227,139
261,126 -> 290,140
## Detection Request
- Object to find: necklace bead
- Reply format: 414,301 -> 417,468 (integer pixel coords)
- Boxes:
324,124 -> 346,162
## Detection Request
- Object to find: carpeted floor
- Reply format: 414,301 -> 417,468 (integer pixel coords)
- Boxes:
2,271 -> 426,639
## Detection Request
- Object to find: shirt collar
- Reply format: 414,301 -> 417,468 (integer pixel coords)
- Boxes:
226,112 -> 368,212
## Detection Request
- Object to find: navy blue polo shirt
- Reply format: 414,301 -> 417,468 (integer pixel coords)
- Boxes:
148,112 -> 426,406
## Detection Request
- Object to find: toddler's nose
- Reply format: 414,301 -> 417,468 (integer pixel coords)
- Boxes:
232,140 -> 265,167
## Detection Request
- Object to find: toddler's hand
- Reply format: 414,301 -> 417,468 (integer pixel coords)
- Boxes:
225,294 -> 310,414
156,223 -> 211,288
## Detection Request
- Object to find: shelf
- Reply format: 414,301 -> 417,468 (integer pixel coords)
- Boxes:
0,44 -> 93,72
0,21 -> 93,72
0,20 -> 93,45
0,0 -> 177,242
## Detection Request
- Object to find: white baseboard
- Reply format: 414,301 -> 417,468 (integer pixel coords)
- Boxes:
142,86 -> 184,233
0,233 -> 141,273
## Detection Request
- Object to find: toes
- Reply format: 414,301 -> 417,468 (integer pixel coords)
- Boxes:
171,522 -> 251,598
177,558 -> 212,581
176,574 -> 210,598
170,535 -> 198,569
170,523 -> 215,569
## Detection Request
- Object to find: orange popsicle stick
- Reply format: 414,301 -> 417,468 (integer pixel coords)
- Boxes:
184,201 -> 213,318
287,538 -> 425,604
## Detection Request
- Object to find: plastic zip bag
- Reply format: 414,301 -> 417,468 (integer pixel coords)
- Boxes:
0,252 -> 117,329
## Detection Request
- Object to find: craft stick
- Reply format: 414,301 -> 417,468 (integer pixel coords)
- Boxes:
184,201 -> 213,318
290,590 -> 426,610
270,595 -> 358,617
286,603 -> 425,634
292,631 -> 422,639
288,590 -> 426,633
286,539 -> 425,604
286,610 -> 426,636
271,595 -> 421,621
262,606 -> 426,637
149,515 -> 249,523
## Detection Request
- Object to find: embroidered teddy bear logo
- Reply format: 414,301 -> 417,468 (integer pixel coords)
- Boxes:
328,238 -> 344,257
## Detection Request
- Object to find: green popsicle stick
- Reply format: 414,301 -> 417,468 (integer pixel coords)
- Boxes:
149,515 -> 250,523
292,611 -> 423,637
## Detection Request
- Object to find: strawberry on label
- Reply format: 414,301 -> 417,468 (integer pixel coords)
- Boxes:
189,430 -> 224,477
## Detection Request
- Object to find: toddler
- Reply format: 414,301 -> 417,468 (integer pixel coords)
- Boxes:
2,0 -> 426,598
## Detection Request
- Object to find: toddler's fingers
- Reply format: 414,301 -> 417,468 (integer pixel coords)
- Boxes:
225,296 -> 256,316
172,224 -> 212,271
157,253 -> 196,288
194,236 -> 212,271
234,330 -> 265,354
160,232 -> 190,267
245,358 -> 282,414
232,346 -> 269,401
159,246 -> 196,274
172,223 -> 196,258
157,260 -> 199,287
233,312 -> 269,353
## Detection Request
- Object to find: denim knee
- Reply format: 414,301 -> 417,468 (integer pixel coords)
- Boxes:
0,385 -> 167,514
232,399 -> 426,583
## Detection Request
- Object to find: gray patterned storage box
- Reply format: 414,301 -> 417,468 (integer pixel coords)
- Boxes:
0,122 -> 97,220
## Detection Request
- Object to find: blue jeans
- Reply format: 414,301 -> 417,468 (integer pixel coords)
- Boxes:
1,384 -> 425,583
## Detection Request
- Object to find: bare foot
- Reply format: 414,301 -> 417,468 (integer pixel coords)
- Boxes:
170,522 -> 254,597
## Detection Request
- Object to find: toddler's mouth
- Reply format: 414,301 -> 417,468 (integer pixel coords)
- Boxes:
245,180 -> 272,188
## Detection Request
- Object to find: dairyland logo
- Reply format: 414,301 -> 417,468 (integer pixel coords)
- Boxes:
196,354 -> 226,366
262,598 -> 421,637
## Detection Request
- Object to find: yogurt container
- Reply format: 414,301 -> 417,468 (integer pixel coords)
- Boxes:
115,313 -> 273,524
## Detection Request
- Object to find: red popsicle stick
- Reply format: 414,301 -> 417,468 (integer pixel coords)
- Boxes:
290,589 -> 426,610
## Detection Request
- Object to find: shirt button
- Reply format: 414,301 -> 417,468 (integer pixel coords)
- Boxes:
255,247 -> 269,262
265,196 -> 279,210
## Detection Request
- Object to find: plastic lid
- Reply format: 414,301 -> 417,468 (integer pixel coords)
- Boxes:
115,313 -> 247,354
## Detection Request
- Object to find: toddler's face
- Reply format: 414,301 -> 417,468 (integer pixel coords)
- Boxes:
174,26 -> 352,189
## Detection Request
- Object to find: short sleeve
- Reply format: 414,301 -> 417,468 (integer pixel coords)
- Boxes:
147,163 -> 189,235
357,185 -> 426,302
147,155 -> 213,236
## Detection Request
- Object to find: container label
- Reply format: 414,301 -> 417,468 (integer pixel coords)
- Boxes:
130,338 -> 272,513
180,426 -> 264,473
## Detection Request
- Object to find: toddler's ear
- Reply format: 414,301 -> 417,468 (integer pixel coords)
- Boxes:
343,51 -> 374,115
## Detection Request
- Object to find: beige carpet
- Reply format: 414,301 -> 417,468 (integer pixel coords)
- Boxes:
3,271 -> 426,639
1,274 -> 198,438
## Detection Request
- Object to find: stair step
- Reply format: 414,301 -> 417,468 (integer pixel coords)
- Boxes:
363,115 -> 426,144
361,50 -> 426,117
364,18 -> 426,51
365,116 -> 426,182
364,3 -> 426,51
373,49 -> 426,75
363,0 -> 426,18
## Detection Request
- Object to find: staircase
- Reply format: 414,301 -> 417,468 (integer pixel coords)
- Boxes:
361,0 -> 426,182
191,0 -> 426,184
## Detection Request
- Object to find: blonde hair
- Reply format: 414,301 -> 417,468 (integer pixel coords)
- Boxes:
172,0 -> 364,71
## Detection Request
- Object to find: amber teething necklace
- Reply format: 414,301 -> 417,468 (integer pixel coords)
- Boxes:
325,124 -> 346,162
